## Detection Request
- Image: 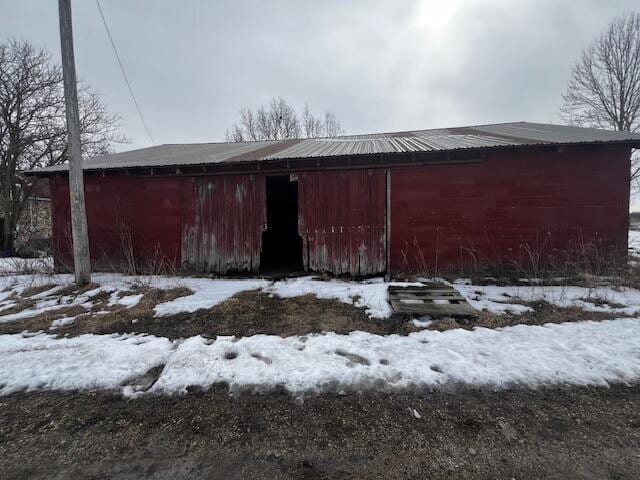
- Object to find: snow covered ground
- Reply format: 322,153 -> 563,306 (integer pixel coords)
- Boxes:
629,229 -> 640,257
0,273 -> 422,324
450,280 -> 640,315
0,333 -> 172,394
1,225 -> 638,321
2,317 -> 640,396
265,277 -> 422,318
2,246 -> 640,397
0,256 -> 53,275
3,271 -> 640,326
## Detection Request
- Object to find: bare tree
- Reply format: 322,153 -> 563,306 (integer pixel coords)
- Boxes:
561,12 -> 640,181
302,104 -> 344,138
0,39 -> 126,253
226,96 -> 344,141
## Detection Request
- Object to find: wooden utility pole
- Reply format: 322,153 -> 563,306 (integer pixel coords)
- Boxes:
58,0 -> 91,285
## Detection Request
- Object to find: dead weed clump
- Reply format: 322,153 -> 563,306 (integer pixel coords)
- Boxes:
578,297 -> 626,309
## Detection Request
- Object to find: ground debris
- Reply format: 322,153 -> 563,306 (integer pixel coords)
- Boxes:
1,385 -> 639,479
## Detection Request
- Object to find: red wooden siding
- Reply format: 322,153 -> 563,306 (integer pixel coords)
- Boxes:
390,146 -> 630,275
297,169 -> 386,275
181,175 -> 265,273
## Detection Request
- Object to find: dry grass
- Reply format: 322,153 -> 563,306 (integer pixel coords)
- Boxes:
2,274 -> 638,339
425,300 -> 631,332
54,282 -> 101,298
58,286 -> 193,336
63,290 -> 416,339
1,286 -> 416,339
0,305 -> 88,334
21,283 -> 58,298
0,285 -> 193,336
0,294 -> 36,318
578,296 -> 626,309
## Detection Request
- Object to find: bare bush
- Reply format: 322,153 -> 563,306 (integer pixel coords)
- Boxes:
0,256 -> 54,276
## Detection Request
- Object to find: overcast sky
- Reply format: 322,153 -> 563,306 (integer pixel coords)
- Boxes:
1,0 -> 639,152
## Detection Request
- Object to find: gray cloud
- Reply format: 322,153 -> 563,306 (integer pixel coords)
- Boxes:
1,0 -> 638,152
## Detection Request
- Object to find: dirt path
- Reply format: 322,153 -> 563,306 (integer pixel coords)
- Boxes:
2,385 -> 639,479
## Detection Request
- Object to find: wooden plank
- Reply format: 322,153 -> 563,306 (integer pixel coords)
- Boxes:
388,284 -> 476,317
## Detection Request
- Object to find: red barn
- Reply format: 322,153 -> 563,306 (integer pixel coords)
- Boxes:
31,122 -> 640,277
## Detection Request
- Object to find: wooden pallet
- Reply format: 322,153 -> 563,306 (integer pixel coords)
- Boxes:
388,284 -> 476,317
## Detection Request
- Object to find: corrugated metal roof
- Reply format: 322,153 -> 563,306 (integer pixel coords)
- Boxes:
34,121 -> 640,173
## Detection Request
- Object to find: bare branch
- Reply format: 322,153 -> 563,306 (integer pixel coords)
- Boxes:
226,97 -> 344,141
560,12 -> 640,198
0,38 -> 126,252
561,12 -> 640,132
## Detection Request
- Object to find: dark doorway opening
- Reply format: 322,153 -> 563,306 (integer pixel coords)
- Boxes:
261,176 -> 303,272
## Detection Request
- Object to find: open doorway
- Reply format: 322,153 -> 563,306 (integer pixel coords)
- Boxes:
261,175 -> 303,272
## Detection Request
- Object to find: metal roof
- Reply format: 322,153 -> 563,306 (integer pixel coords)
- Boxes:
34,121 -> 640,173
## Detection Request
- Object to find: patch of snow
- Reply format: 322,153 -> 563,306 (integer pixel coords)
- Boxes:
108,291 -> 143,309
267,276 -> 422,318
148,318 -> 640,395
82,287 -> 105,298
0,298 -> 64,323
0,301 -> 17,314
629,229 -> 640,257
153,278 -> 270,316
49,316 -> 77,329
0,333 -> 173,395
3,318 -> 640,396
118,294 -> 144,308
0,286 -> 15,302
30,285 -> 64,299
451,282 -> 640,316
411,317 -> 433,329
0,286 -> 99,324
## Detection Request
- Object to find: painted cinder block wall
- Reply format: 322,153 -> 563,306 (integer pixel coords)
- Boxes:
49,144 -> 630,276
390,145 -> 630,275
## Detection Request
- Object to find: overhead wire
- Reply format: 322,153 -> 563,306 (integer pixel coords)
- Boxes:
96,0 -> 155,145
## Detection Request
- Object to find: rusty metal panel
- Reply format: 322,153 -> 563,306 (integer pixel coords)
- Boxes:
182,175 -> 265,273
298,169 -> 386,276
34,122 -> 640,174
49,175 -> 184,271
49,176 -> 73,270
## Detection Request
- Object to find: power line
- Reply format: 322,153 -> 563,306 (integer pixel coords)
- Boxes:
96,0 -> 155,145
